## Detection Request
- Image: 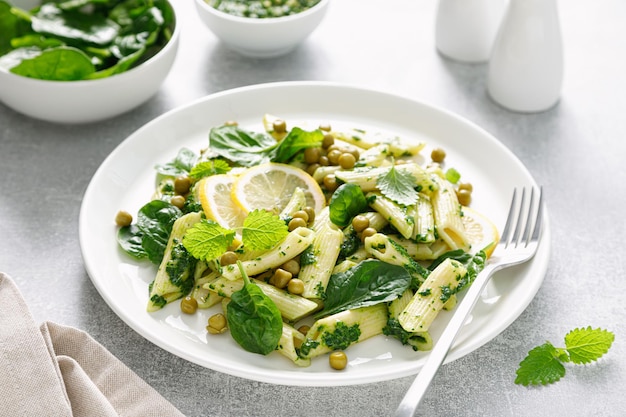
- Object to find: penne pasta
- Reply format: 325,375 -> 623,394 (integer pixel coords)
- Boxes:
204,276 -> 320,322
364,232 -> 429,287
221,227 -> 315,280
411,193 -> 436,243
386,289 -> 433,351
431,176 -> 470,251
398,258 -> 468,333
367,192 -> 414,239
335,163 -> 438,194
299,222 -> 344,299
299,304 -> 388,359
147,212 -> 202,312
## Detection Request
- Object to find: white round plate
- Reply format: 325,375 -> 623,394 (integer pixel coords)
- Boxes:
80,81 -> 550,386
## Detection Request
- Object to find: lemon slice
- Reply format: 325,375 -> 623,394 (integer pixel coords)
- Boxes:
197,174 -> 247,229
232,163 -> 326,215
462,207 -> 500,258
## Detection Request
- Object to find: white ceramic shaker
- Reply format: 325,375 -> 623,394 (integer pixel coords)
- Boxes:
435,0 -> 508,63
487,0 -> 564,112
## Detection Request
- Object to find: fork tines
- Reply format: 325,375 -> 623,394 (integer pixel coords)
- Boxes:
502,187 -> 543,249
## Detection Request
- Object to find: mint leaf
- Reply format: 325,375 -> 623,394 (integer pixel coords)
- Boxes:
182,220 -> 235,261
242,210 -> 288,251
515,342 -> 566,386
515,327 -> 614,387
377,165 -> 419,206
189,159 -> 231,180
564,326 -> 615,365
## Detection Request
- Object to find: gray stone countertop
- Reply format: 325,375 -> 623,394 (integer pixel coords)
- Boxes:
1,1 -> 625,416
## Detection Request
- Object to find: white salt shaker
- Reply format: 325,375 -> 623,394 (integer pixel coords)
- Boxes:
487,0 -> 564,112
435,0 -> 508,63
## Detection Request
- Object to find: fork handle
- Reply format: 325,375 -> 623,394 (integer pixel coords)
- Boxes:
394,262 -> 500,417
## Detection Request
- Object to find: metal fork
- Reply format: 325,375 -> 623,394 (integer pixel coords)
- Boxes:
394,186 -> 544,417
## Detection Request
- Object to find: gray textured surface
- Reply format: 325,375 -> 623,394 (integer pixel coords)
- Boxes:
1,1 -> 625,416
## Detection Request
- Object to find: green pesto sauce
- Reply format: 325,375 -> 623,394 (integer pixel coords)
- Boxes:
209,0 -> 321,18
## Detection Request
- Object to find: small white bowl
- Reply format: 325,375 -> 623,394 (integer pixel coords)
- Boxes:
0,0 -> 180,124
194,0 -> 329,58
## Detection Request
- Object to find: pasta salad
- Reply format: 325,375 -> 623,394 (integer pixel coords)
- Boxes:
115,115 -> 497,370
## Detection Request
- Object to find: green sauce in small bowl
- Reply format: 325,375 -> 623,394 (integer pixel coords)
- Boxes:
208,0 -> 321,19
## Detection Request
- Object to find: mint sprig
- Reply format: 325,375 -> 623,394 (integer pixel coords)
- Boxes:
189,159 -> 231,180
515,327 -> 614,386
242,209 -> 289,251
182,220 -> 235,261
377,164 -> 419,206
182,210 -> 288,261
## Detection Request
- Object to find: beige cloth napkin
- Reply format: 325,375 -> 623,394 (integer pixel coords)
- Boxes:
0,272 -> 186,417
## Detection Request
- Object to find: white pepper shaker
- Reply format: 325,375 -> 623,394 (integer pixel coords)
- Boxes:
435,0 -> 508,63
487,0 -> 564,112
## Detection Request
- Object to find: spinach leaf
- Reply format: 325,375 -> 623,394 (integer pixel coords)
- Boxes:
136,200 -> 182,264
9,34 -> 64,49
154,148 -> 198,177
31,3 -> 120,46
9,46 -> 95,80
315,259 -> 412,319
117,224 -> 147,259
329,183 -> 368,227
227,261 -> 283,355
0,1 -> 15,54
338,228 -> 360,259
272,126 -> 323,163
209,125 -> 277,167
209,125 -> 322,167
0,0 -> 175,80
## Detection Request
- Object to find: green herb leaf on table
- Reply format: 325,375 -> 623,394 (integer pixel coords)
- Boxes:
515,327 -> 614,386
242,209 -> 288,251
182,220 -> 235,262
515,343 -> 566,386
564,326 -> 615,364
377,164 -> 419,206
315,259 -> 412,319
227,261 -> 283,355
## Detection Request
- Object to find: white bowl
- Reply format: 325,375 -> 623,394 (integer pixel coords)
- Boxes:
194,0 -> 329,58
0,0 -> 180,124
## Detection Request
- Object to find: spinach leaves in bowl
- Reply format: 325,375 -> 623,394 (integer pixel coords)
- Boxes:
0,0 -> 175,81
